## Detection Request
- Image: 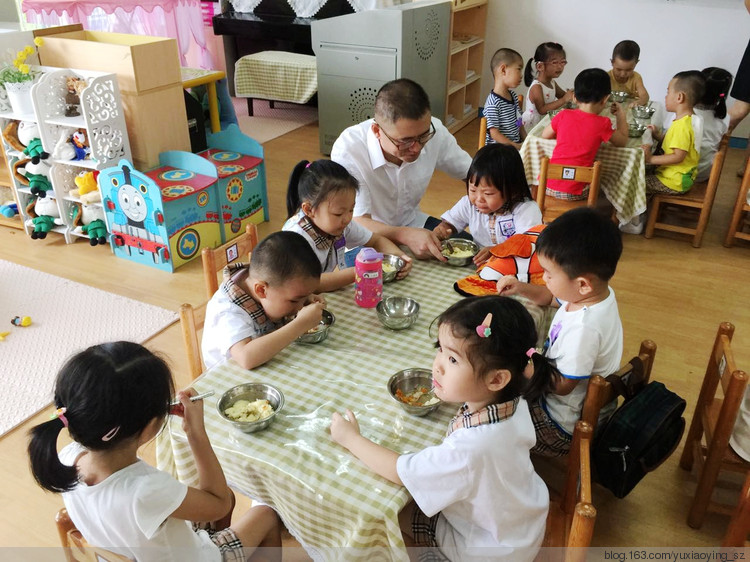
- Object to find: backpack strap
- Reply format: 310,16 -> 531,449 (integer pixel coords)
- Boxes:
604,356 -> 646,401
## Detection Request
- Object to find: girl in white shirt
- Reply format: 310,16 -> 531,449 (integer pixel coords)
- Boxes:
283,159 -> 411,292
521,42 -> 574,132
695,67 -> 733,182
434,144 -> 542,266
331,296 -> 559,561
28,342 -> 281,562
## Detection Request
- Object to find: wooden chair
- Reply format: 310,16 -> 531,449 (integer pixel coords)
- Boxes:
580,340 -> 657,434
56,508 -> 131,562
645,134 -> 729,248
536,157 -> 602,223
724,151 -> 750,247
537,420 -> 596,562
180,301 -> 208,380
723,471 -> 750,547
679,322 -> 750,529
201,223 -> 259,300
477,94 -> 524,150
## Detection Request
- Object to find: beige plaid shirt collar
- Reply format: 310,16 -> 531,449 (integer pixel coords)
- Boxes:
446,397 -> 520,436
221,263 -> 280,329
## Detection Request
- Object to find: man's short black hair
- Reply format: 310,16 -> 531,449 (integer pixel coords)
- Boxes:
374,79 -> 431,123
612,40 -> 640,62
249,231 -> 321,284
537,207 -> 622,281
574,68 -> 611,104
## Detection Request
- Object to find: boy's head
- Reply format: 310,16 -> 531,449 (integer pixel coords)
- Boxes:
490,48 -> 524,89
536,208 -> 622,301
667,70 -> 706,111
611,40 -> 640,85
248,231 -> 321,320
573,68 -> 611,104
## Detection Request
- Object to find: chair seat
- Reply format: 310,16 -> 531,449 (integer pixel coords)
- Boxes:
654,181 -> 708,206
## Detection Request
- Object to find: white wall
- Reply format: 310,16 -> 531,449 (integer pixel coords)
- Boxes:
481,0 -> 749,138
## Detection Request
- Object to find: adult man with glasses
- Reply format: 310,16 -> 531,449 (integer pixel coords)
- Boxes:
331,79 -> 472,260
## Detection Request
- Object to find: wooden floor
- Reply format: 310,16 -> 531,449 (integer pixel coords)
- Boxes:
2,118 -> 750,555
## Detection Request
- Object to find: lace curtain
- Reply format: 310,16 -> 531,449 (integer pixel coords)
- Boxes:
228,0 -> 401,17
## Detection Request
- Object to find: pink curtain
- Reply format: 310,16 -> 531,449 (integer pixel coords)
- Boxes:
22,0 -> 213,69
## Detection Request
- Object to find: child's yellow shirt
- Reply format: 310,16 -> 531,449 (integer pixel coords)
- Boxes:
655,115 -> 699,193
608,70 -> 643,99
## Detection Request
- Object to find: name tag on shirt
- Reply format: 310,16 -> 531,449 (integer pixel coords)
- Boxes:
498,218 -> 516,238
334,238 -> 347,270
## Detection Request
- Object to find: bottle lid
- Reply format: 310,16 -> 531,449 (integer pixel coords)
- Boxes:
357,247 -> 382,262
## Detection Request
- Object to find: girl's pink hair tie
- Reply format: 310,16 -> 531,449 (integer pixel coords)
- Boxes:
51,407 -> 68,427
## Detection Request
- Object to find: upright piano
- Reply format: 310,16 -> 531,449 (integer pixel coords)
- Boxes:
213,0 -> 355,96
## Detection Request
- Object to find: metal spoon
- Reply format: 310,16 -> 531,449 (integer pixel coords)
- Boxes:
445,240 -> 455,255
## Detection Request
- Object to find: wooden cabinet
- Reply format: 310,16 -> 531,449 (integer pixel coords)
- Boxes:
444,0 -> 487,134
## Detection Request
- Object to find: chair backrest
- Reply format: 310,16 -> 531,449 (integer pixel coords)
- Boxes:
202,223 -> 259,300
536,157 -> 602,223
56,508 -> 131,562
580,340 -> 657,433
180,302 -> 207,380
724,143 -> 750,247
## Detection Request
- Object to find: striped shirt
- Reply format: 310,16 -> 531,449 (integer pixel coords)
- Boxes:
484,90 -> 522,144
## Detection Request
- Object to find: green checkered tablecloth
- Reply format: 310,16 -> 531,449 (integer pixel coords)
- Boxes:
234,51 -> 318,103
520,113 -> 648,225
156,259 -> 553,561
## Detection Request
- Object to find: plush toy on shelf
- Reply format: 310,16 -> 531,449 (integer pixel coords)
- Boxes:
65,76 -> 87,117
0,202 -> 18,218
14,157 -> 53,198
17,121 -> 49,165
25,196 -> 63,239
71,201 -> 108,246
81,218 -> 108,246
51,128 -> 77,161
71,129 -> 90,161
70,170 -> 100,203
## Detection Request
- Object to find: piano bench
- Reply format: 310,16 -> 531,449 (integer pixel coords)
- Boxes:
235,51 -> 317,116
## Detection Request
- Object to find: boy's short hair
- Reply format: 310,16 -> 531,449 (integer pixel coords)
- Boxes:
537,207 -> 622,282
374,79 -> 431,123
574,68 -> 611,103
612,40 -> 640,62
249,231 -> 321,285
673,70 -> 706,107
490,48 -> 523,76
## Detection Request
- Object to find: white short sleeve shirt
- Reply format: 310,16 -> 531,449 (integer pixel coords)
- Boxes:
440,197 -> 542,247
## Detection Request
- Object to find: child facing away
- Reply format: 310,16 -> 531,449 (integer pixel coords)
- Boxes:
28,342 -> 281,562
283,159 -> 412,292
497,207 -> 624,457
695,67 -> 733,182
521,42 -> 575,133
432,144 -> 542,265
608,40 -> 650,106
483,48 -> 526,148
331,296 -> 557,561
202,230 -> 326,371
541,68 -> 628,200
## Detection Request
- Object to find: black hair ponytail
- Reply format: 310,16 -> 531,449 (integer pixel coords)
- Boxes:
523,351 -> 561,403
524,57 -> 535,87
28,417 -> 78,493
286,160 -> 310,218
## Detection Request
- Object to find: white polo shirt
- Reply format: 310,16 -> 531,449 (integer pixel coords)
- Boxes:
441,197 -> 542,247
331,117 -> 472,228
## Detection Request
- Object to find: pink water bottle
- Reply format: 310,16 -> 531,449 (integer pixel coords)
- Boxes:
354,247 -> 383,308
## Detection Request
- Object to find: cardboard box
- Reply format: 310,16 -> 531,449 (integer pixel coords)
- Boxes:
36,30 -> 181,93
120,85 -> 191,171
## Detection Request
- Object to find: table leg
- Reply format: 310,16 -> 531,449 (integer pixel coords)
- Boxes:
207,81 -> 221,133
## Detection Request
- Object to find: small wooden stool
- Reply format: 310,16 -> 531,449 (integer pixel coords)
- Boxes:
234,51 -> 317,116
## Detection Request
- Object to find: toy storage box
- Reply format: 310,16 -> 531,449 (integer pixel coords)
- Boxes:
200,124 -> 268,242
99,152 -> 222,272
36,29 -> 190,171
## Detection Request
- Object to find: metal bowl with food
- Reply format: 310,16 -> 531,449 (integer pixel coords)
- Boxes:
628,122 -> 647,138
441,239 -> 479,266
631,105 -> 656,120
217,383 -> 284,433
296,309 -> 335,344
610,91 -> 630,103
381,254 -> 405,283
376,296 -> 420,330
387,368 -> 441,416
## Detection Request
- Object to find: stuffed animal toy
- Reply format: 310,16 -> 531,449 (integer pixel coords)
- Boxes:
52,128 -> 77,161
25,196 -> 63,239
72,202 -> 108,246
17,121 -> 48,164
71,129 -> 90,160
65,76 -> 87,117
70,170 -> 100,203
15,158 -> 53,198
2,120 -> 24,152
81,219 -> 108,246
0,202 -> 17,218
454,225 -> 547,297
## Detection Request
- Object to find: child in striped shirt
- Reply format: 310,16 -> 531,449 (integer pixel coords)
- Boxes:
484,48 -> 526,149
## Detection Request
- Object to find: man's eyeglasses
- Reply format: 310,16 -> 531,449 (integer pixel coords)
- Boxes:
376,121 -> 436,150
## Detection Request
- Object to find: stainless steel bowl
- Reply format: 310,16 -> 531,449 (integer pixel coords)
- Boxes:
387,368 -> 441,417
217,383 -> 284,433
628,123 -> 647,138
381,254 -> 405,283
610,91 -> 630,103
376,296 -> 420,330
296,309 -> 335,344
632,105 -> 656,119
441,238 -> 479,266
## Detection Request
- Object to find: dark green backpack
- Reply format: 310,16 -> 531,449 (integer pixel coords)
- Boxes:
592,380 -> 686,498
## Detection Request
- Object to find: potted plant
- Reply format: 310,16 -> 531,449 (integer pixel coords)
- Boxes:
0,37 -> 43,115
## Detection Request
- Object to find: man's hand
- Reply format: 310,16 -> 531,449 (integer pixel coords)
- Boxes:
399,227 -> 447,261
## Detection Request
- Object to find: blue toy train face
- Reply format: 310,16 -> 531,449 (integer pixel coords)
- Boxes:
117,183 -> 148,223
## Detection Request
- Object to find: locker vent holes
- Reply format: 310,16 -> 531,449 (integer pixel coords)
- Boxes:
348,87 -> 378,122
414,9 -> 441,61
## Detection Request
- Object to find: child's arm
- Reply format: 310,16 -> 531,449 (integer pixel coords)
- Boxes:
318,269 -> 356,292
489,128 -> 522,150
170,389 -> 233,522
608,103 -> 629,147
230,301 -> 325,369
644,147 -> 687,166
496,277 -> 558,307
432,220 -> 456,240
368,233 -> 413,279
528,83 -> 572,117
330,409 -> 402,484
633,75 -> 650,107
540,124 -> 556,139
551,376 -> 581,395
646,124 -> 664,143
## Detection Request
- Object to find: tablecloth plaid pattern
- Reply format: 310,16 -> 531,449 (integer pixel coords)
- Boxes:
234,51 -> 318,104
520,114 -> 648,225
156,259 -> 554,561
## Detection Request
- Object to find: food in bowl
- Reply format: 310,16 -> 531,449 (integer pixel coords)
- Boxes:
223,398 -> 274,422
395,386 -> 439,407
382,263 -> 397,274
442,246 -> 475,258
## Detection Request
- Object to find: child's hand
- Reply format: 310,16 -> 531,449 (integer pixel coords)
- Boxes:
562,89 -> 575,103
473,247 -> 491,266
432,222 -> 453,241
610,102 -> 620,115
396,255 -> 413,279
294,301 -> 324,333
496,276 -> 521,295
307,293 -> 326,306
330,409 -> 360,448
641,145 -> 653,163
175,388 -> 207,438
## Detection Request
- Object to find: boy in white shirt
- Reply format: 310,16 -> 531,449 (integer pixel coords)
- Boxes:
497,207 -> 623,456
